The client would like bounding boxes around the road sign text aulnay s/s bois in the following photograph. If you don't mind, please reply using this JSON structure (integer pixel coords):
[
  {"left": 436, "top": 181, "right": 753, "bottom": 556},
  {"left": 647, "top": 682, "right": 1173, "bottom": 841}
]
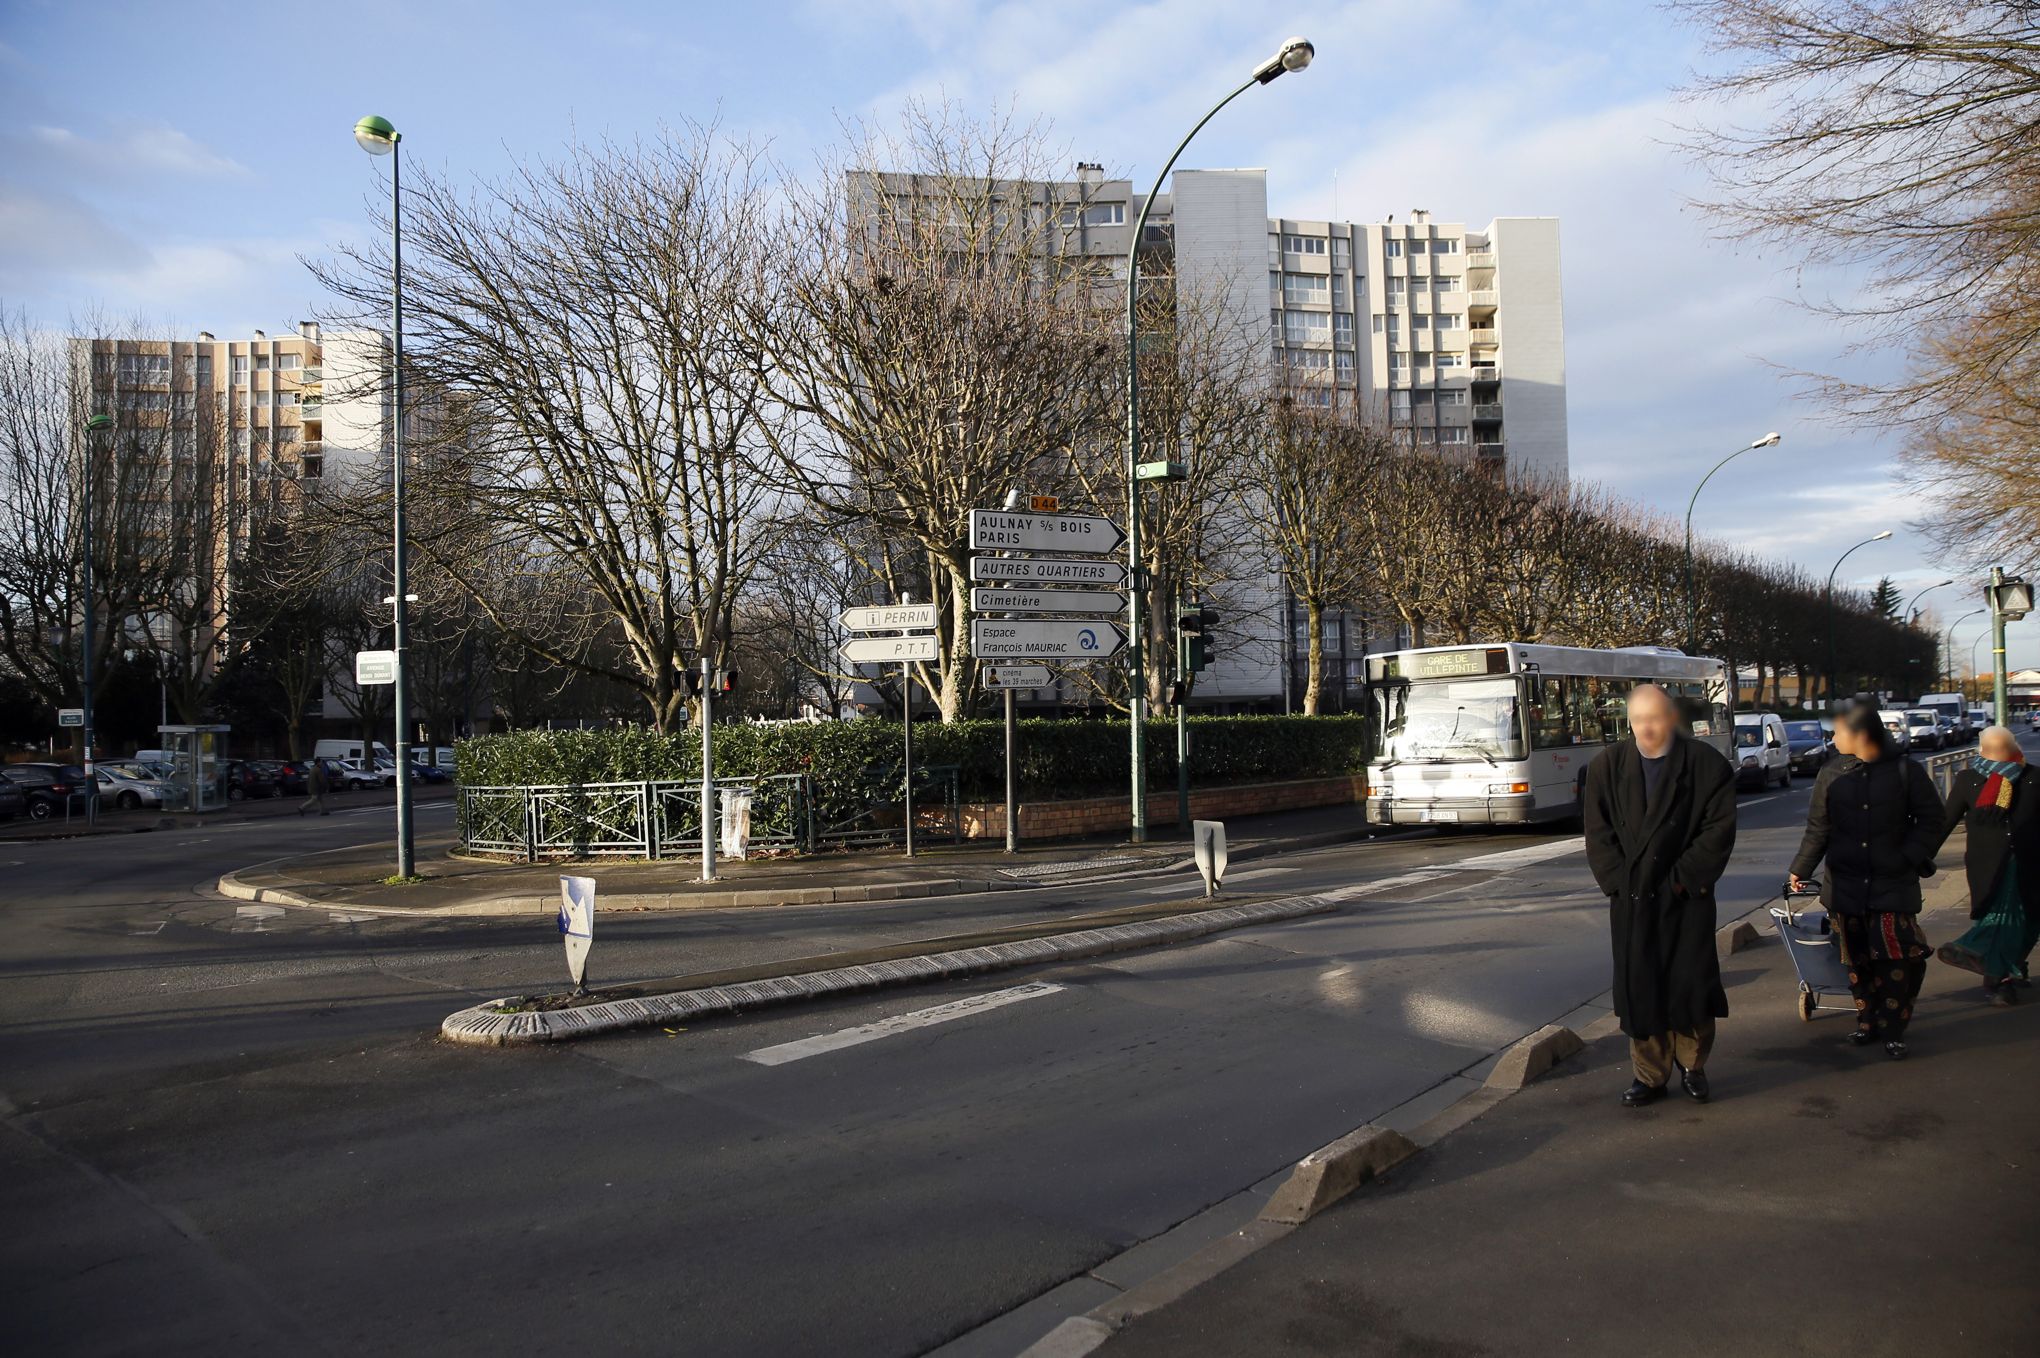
[{"left": 967, "top": 510, "right": 1126, "bottom": 555}]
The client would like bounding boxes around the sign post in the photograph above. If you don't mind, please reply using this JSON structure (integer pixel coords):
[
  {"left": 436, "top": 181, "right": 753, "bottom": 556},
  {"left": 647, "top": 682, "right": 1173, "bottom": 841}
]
[
  {"left": 558, "top": 874, "right": 595, "bottom": 992},
  {"left": 902, "top": 658, "right": 915, "bottom": 858},
  {"left": 700, "top": 656, "right": 716, "bottom": 884}
]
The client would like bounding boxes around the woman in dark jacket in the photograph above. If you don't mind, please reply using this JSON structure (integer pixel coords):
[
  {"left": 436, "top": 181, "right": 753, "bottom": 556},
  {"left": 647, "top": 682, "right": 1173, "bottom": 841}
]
[
  {"left": 1935, "top": 726, "right": 2040, "bottom": 1005},
  {"left": 1787, "top": 702, "right": 1943, "bottom": 1057}
]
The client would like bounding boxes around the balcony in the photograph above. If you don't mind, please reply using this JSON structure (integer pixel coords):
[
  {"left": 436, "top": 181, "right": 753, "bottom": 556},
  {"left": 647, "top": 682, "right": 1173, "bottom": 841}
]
[
  {"left": 1467, "top": 289, "right": 1498, "bottom": 308},
  {"left": 1470, "top": 365, "right": 1501, "bottom": 384},
  {"left": 300, "top": 400, "right": 323, "bottom": 418},
  {"left": 1466, "top": 251, "right": 1494, "bottom": 268},
  {"left": 1472, "top": 403, "right": 1503, "bottom": 421},
  {"left": 298, "top": 366, "right": 321, "bottom": 382},
  {"left": 1475, "top": 441, "right": 1506, "bottom": 461}
]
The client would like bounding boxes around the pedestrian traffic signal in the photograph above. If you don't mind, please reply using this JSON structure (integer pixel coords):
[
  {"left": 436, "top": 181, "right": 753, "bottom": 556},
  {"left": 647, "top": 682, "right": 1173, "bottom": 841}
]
[
  {"left": 714, "top": 667, "right": 740, "bottom": 694},
  {"left": 1176, "top": 600, "right": 1220, "bottom": 676}
]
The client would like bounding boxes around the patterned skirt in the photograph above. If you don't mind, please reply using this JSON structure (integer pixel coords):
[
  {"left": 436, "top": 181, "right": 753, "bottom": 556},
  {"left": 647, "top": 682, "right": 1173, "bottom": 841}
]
[{"left": 1834, "top": 911, "right": 1933, "bottom": 1036}]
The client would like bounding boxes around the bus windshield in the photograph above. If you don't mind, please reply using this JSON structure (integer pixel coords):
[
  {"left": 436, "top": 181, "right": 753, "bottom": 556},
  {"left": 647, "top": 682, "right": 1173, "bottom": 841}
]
[{"left": 1376, "top": 677, "right": 1526, "bottom": 762}]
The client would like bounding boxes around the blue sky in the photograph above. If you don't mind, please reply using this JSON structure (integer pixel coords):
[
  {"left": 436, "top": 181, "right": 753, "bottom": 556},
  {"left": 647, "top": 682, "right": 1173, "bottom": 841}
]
[{"left": 1, "top": 0, "right": 2029, "bottom": 670}]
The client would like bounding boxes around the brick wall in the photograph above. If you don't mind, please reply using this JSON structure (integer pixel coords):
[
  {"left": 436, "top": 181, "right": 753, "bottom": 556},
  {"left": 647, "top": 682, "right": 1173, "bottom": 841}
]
[{"left": 956, "top": 775, "right": 1364, "bottom": 841}]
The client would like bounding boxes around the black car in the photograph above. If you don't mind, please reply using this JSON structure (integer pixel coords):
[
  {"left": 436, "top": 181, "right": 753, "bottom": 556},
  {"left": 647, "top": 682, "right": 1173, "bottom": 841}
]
[
  {"left": 1781, "top": 720, "right": 1832, "bottom": 778},
  {"left": 219, "top": 759, "right": 279, "bottom": 801},
  {"left": 2, "top": 763, "right": 91, "bottom": 821},
  {"left": 0, "top": 774, "right": 25, "bottom": 820},
  {"left": 258, "top": 760, "right": 309, "bottom": 796},
  {"left": 409, "top": 760, "right": 451, "bottom": 784}
]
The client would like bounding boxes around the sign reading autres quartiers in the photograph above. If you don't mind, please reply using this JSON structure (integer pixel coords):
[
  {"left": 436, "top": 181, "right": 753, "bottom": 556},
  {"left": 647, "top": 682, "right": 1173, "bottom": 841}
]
[
  {"left": 970, "top": 556, "right": 1130, "bottom": 587},
  {"left": 967, "top": 509, "right": 1125, "bottom": 555}
]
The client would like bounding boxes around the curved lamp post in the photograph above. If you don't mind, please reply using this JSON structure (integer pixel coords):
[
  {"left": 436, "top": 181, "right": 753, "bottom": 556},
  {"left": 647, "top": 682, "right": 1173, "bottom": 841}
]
[
  {"left": 1683, "top": 432, "right": 1780, "bottom": 652},
  {"left": 1124, "top": 35, "right": 1313, "bottom": 842},
  {"left": 1824, "top": 530, "right": 1892, "bottom": 706},
  {"left": 354, "top": 113, "right": 416, "bottom": 877},
  {"left": 80, "top": 412, "right": 113, "bottom": 825},
  {"left": 1944, "top": 608, "right": 1985, "bottom": 692},
  {"left": 1904, "top": 578, "right": 1954, "bottom": 623}
]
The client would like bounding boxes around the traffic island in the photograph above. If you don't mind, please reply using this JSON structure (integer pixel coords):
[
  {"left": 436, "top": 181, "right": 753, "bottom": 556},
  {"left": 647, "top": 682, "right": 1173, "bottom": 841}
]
[{"left": 440, "top": 893, "right": 1337, "bottom": 1045}]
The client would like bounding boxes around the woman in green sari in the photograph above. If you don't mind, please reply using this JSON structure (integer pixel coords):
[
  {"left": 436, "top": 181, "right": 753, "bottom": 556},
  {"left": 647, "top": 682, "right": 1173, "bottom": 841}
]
[{"left": 1937, "top": 727, "right": 2040, "bottom": 1005}]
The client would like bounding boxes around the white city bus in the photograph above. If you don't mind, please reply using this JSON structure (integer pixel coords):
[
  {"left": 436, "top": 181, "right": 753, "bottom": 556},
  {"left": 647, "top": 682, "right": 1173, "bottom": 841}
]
[{"left": 1364, "top": 643, "right": 1732, "bottom": 828}]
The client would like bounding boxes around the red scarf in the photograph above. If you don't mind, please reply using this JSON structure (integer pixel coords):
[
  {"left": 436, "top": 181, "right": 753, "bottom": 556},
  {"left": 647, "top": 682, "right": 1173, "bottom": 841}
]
[{"left": 1976, "top": 751, "right": 2026, "bottom": 811}]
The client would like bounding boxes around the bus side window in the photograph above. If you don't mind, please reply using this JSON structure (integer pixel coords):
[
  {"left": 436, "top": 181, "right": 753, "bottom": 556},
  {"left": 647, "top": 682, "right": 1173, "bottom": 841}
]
[
  {"left": 1530, "top": 675, "right": 1572, "bottom": 747},
  {"left": 1671, "top": 681, "right": 1710, "bottom": 733},
  {"left": 1599, "top": 677, "right": 1632, "bottom": 741},
  {"left": 1572, "top": 680, "right": 1604, "bottom": 744}
]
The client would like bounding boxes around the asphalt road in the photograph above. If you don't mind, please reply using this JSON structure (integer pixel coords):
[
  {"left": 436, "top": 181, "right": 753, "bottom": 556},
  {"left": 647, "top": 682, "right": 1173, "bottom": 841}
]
[{"left": 0, "top": 742, "right": 2003, "bottom": 1357}]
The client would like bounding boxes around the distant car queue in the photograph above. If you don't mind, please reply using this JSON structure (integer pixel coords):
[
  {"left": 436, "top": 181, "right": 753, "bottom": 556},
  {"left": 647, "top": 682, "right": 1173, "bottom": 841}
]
[{"left": 0, "top": 747, "right": 455, "bottom": 821}]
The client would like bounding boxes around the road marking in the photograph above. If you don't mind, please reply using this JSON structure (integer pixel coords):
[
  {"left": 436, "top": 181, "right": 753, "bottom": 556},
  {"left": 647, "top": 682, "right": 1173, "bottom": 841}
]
[
  {"left": 1446, "top": 838, "right": 1587, "bottom": 872},
  {"left": 1321, "top": 870, "right": 1455, "bottom": 901},
  {"left": 327, "top": 911, "right": 380, "bottom": 924},
  {"left": 1136, "top": 865, "right": 1299, "bottom": 894},
  {"left": 232, "top": 904, "right": 286, "bottom": 932},
  {"left": 739, "top": 982, "right": 1066, "bottom": 1067},
  {"left": 129, "top": 921, "right": 167, "bottom": 936},
  {"left": 1742, "top": 794, "right": 1785, "bottom": 808}
]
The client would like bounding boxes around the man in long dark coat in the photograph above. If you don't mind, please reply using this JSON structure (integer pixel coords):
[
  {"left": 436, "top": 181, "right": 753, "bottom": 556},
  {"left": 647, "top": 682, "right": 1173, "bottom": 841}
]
[{"left": 1583, "top": 683, "right": 1739, "bottom": 1106}]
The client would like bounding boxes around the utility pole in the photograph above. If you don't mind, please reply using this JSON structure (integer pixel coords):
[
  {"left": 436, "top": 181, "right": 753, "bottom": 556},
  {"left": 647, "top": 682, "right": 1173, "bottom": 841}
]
[{"left": 1988, "top": 567, "right": 2034, "bottom": 726}]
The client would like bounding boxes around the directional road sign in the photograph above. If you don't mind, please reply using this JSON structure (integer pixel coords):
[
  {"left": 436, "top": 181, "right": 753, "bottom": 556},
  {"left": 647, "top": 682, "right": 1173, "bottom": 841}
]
[
  {"left": 972, "top": 619, "right": 1128, "bottom": 661},
  {"left": 971, "top": 587, "right": 1125, "bottom": 615},
  {"left": 968, "top": 509, "right": 1125, "bottom": 555},
  {"left": 970, "top": 556, "right": 1130, "bottom": 587},
  {"left": 842, "top": 635, "right": 940, "bottom": 664},
  {"left": 983, "top": 664, "right": 1053, "bottom": 690},
  {"left": 841, "top": 603, "right": 938, "bottom": 632}
]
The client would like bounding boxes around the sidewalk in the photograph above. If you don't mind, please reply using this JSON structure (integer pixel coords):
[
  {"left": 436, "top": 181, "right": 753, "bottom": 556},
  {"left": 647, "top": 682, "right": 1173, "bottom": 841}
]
[
  {"left": 0, "top": 781, "right": 455, "bottom": 843},
  {"left": 1089, "top": 856, "right": 2040, "bottom": 1357},
  {"left": 219, "top": 801, "right": 1375, "bottom": 916}
]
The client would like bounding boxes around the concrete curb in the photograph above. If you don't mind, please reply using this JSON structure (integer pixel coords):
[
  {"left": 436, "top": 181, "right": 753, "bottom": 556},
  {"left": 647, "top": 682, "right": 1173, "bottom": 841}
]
[
  {"left": 1259, "top": 1125, "right": 1421, "bottom": 1225},
  {"left": 1717, "top": 918, "right": 1763, "bottom": 958},
  {"left": 439, "top": 894, "right": 1338, "bottom": 1046},
  {"left": 1483, "top": 1023, "right": 1586, "bottom": 1091}
]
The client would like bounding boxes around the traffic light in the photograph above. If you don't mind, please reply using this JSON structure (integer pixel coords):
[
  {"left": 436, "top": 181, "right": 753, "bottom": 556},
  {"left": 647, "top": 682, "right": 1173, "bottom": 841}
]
[
  {"left": 1176, "top": 599, "right": 1220, "bottom": 678},
  {"left": 714, "top": 667, "right": 740, "bottom": 695}
]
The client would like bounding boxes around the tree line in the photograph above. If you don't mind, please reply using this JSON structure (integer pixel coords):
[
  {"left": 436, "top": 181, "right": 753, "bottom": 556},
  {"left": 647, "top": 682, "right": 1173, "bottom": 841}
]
[{"left": 0, "top": 104, "right": 1945, "bottom": 749}]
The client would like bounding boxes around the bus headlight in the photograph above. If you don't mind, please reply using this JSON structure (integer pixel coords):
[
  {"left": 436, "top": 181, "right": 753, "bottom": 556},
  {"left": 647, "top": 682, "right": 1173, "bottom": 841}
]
[{"left": 1488, "top": 782, "right": 1529, "bottom": 795}]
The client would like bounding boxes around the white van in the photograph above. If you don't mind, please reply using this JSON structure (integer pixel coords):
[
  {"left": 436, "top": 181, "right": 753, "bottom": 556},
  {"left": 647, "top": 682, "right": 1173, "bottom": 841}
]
[
  {"left": 314, "top": 739, "right": 392, "bottom": 764},
  {"left": 1731, "top": 712, "right": 1792, "bottom": 790}
]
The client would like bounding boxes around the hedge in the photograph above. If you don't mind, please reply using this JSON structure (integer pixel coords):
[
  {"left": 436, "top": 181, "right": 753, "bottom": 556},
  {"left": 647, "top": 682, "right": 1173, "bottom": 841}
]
[{"left": 456, "top": 715, "right": 1371, "bottom": 823}]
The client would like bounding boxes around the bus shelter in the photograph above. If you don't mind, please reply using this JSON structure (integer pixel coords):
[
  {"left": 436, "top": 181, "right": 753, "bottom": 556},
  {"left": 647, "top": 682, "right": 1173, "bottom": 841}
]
[{"left": 155, "top": 725, "right": 231, "bottom": 812}]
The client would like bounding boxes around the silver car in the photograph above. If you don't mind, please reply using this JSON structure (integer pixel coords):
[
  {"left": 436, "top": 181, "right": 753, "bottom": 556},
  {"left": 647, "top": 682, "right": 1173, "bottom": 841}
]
[{"left": 96, "top": 763, "right": 167, "bottom": 810}]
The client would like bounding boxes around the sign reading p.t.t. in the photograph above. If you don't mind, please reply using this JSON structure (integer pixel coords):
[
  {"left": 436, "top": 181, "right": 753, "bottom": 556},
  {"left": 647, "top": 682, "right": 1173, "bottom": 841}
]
[{"left": 558, "top": 875, "right": 595, "bottom": 991}]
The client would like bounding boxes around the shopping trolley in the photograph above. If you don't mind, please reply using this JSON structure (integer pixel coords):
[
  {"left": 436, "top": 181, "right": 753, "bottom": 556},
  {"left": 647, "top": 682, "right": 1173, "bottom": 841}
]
[{"left": 1769, "top": 878, "right": 1857, "bottom": 1022}]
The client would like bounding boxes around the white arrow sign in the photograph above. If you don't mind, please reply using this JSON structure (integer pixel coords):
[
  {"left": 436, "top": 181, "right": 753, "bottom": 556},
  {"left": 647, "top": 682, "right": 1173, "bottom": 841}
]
[
  {"left": 972, "top": 619, "right": 1128, "bottom": 660},
  {"left": 841, "top": 603, "right": 938, "bottom": 632},
  {"left": 971, "top": 557, "right": 1131, "bottom": 587},
  {"left": 983, "top": 664, "right": 1053, "bottom": 690},
  {"left": 559, "top": 875, "right": 595, "bottom": 990},
  {"left": 972, "top": 587, "right": 1125, "bottom": 616},
  {"left": 843, "top": 635, "right": 940, "bottom": 664},
  {"left": 968, "top": 509, "right": 1125, "bottom": 554}
]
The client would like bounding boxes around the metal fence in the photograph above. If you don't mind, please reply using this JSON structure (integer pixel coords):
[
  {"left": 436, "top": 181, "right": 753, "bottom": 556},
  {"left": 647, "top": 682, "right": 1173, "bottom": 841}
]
[
  {"left": 456, "top": 767, "right": 961, "bottom": 861},
  {"left": 1920, "top": 748, "right": 1972, "bottom": 800}
]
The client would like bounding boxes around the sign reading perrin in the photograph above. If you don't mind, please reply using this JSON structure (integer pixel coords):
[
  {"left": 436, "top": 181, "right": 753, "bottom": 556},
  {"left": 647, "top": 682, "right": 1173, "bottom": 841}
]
[
  {"left": 967, "top": 509, "right": 1125, "bottom": 555},
  {"left": 840, "top": 603, "right": 938, "bottom": 632}
]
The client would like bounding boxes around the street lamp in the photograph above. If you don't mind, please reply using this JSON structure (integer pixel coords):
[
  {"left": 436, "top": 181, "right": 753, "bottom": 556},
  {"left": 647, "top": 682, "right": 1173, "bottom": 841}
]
[
  {"left": 354, "top": 113, "right": 416, "bottom": 878},
  {"left": 1123, "top": 35, "right": 1313, "bottom": 843},
  {"left": 1904, "top": 578, "right": 1955, "bottom": 622},
  {"left": 79, "top": 412, "right": 112, "bottom": 826},
  {"left": 1945, "top": 609, "right": 1984, "bottom": 692},
  {"left": 1683, "top": 432, "right": 1780, "bottom": 652},
  {"left": 1823, "top": 530, "right": 1892, "bottom": 706}
]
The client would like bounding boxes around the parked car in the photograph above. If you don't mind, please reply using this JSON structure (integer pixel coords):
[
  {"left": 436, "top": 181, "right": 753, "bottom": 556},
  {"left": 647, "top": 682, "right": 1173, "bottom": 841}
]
[
  {"left": 1934, "top": 714, "right": 1960, "bottom": 747},
  {"left": 217, "top": 759, "right": 279, "bottom": 801},
  {"left": 2029, "top": 709, "right": 2039, "bottom": 729},
  {"left": 408, "top": 759, "right": 451, "bottom": 784},
  {"left": 255, "top": 760, "right": 309, "bottom": 796},
  {"left": 0, "top": 775, "right": 26, "bottom": 820},
  {"left": 369, "top": 756, "right": 419, "bottom": 788},
  {"left": 1967, "top": 707, "right": 1990, "bottom": 736},
  {"left": 1903, "top": 709, "right": 1943, "bottom": 751},
  {"left": 1732, "top": 712, "right": 1792, "bottom": 790},
  {"left": 1780, "top": 720, "right": 1832, "bottom": 778},
  {"left": 1, "top": 763, "right": 91, "bottom": 820},
  {"left": 332, "top": 758, "right": 384, "bottom": 790},
  {"left": 96, "top": 764, "right": 166, "bottom": 810},
  {"left": 315, "top": 739, "right": 393, "bottom": 765}
]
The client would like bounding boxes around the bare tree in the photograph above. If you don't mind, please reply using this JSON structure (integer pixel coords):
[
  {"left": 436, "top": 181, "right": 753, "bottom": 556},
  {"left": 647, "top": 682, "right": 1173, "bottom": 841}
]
[{"left": 310, "top": 123, "right": 784, "bottom": 733}]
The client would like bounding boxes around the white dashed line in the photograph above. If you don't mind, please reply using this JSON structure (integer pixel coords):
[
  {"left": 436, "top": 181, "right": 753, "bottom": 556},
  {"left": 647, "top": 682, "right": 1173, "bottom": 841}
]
[{"left": 739, "top": 982, "right": 1066, "bottom": 1067}]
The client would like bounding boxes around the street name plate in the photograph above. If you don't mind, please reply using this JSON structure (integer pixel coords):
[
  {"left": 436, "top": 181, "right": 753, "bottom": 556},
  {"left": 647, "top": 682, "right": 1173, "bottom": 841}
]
[
  {"left": 841, "top": 603, "right": 938, "bottom": 632},
  {"left": 971, "top": 619, "right": 1128, "bottom": 661},
  {"left": 842, "top": 635, "right": 940, "bottom": 664},
  {"left": 57, "top": 707, "right": 84, "bottom": 728},
  {"left": 983, "top": 664, "right": 1053, "bottom": 690},
  {"left": 971, "top": 587, "right": 1125, "bottom": 615},
  {"left": 968, "top": 509, "right": 1125, "bottom": 554},
  {"left": 970, "top": 557, "right": 1131, "bottom": 587},
  {"left": 354, "top": 649, "right": 398, "bottom": 686}
]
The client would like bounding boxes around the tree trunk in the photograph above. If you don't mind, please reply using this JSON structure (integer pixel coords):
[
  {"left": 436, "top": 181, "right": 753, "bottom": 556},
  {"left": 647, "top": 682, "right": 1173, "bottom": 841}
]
[{"left": 1304, "top": 598, "right": 1325, "bottom": 716}]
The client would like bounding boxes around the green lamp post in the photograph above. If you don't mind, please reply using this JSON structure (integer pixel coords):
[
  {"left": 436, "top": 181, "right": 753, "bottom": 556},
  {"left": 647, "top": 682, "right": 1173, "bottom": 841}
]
[
  {"left": 354, "top": 114, "right": 416, "bottom": 877},
  {"left": 1824, "top": 530, "right": 1892, "bottom": 707},
  {"left": 1123, "top": 35, "right": 1314, "bottom": 842},
  {"left": 1682, "top": 432, "right": 1779, "bottom": 653}
]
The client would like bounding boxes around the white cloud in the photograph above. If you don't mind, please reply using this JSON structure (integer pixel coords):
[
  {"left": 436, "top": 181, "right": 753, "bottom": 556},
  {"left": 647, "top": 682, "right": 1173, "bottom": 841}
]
[{"left": 26, "top": 121, "right": 250, "bottom": 178}]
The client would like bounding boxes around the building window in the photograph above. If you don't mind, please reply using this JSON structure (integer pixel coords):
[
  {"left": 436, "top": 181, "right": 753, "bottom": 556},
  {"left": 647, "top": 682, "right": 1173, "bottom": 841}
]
[
  {"left": 1410, "top": 314, "right": 1429, "bottom": 330},
  {"left": 1436, "top": 352, "right": 1464, "bottom": 369},
  {"left": 1330, "top": 275, "right": 1347, "bottom": 307},
  {"left": 278, "top": 353, "right": 300, "bottom": 370},
  {"left": 1409, "top": 240, "right": 1428, "bottom": 254},
  {"left": 1282, "top": 274, "right": 1329, "bottom": 304},
  {"left": 1434, "top": 238, "right": 1460, "bottom": 254},
  {"left": 1385, "top": 277, "right": 1405, "bottom": 295},
  {"left": 1437, "top": 388, "right": 1467, "bottom": 406},
  {"left": 255, "top": 353, "right": 271, "bottom": 369},
  {"left": 277, "top": 391, "right": 299, "bottom": 406},
  {"left": 1334, "top": 350, "right": 1355, "bottom": 377},
  {"left": 1385, "top": 240, "right": 1403, "bottom": 258},
  {"left": 1370, "top": 314, "right": 1385, "bottom": 334},
  {"left": 1269, "top": 270, "right": 1283, "bottom": 299},
  {"left": 1333, "top": 313, "right": 1354, "bottom": 345},
  {"left": 1059, "top": 201, "right": 1125, "bottom": 227},
  {"left": 1285, "top": 234, "right": 1326, "bottom": 255},
  {"left": 1434, "top": 314, "right": 1461, "bottom": 330},
  {"left": 1332, "top": 235, "right": 1350, "bottom": 262},
  {"left": 1439, "top": 426, "right": 1470, "bottom": 444},
  {"left": 1434, "top": 275, "right": 1460, "bottom": 292},
  {"left": 1390, "top": 391, "right": 1412, "bottom": 414},
  {"left": 1284, "top": 311, "right": 1330, "bottom": 343},
  {"left": 232, "top": 356, "right": 249, "bottom": 381},
  {"left": 1389, "top": 352, "right": 1411, "bottom": 372},
  {"left": 255, "top": 389, "right": 271, "bottom": 406},
  {"left": 1286, "top": 348, "right": 1331, "bottom": 372}
]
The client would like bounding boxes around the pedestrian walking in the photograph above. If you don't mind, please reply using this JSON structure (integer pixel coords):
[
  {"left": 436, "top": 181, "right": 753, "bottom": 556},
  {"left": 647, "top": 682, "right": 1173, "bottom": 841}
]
[
  {"left": 1787, "top": 702, "right": 1942, "bottom": 1058},
  {"left": 1934, "top": 726, "right": 2039, "bottom": 1005},
  {"left": 1584, "top": 683, "right": 1738, "bottom": 1107},
  {"left": 299, "top": 758, "right": 330, "bottom": 817}
]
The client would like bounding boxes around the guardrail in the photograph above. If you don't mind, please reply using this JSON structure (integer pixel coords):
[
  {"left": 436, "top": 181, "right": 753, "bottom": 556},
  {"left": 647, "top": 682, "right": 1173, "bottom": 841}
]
[
  {"left": 456, "top": 766, "right": 962, "bottom": 861},
  {"left": 1920, "top": 748, "right": 1972, "bottom": 800}
]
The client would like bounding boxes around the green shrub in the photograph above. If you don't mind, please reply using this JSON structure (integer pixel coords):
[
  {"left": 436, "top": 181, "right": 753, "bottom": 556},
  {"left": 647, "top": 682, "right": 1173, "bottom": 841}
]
[{"left": 456, "top": 715, "right": 1370, "bottom": 819}]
